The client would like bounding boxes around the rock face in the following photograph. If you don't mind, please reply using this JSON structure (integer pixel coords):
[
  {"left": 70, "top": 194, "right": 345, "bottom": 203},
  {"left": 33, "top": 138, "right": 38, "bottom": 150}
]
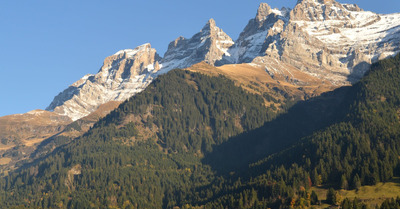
[
  {"left": 46, "top": 44, "right": 161, "bottom": 121},
  {"left": 219, "top": 0, "right": 400, "bottom": 84},
  {"left": 159, "top": 18, "right": 234, "bottom": 73},
  {"left": 47, "top": 0, "right": 400, "bottom": 120},
  {"left": 47, "top": 20, "right": 233, "bottom": 120},
  {"left": 217, "top": 3, "right": 290, "bottom": 65},
  {"left": 290, "top": 0, "right": 354, "bottom": 21}
]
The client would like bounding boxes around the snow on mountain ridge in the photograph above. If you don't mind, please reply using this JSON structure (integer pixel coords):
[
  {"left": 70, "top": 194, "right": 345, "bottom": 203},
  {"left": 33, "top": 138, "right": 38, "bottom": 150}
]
[
  {"left": 159, "top": 18, "right": 233, "bottom": 72},
  {"left": 46, "top": 43, "right": 161, "bottom": 120},
  {"left": 47, "top": 1, "right": 400, "bottom": 121},
  {"left": 288, "top": 7, "right": 400, "bottom": 80},
  {"left": 217, "top": 5, "right": 289, "bottom": 65},
  {"left": 47, "top": 20, "right": 234, "bottom": 120},
  {"left": 218, "top": 0, "right": 400, "bottom": 84}
]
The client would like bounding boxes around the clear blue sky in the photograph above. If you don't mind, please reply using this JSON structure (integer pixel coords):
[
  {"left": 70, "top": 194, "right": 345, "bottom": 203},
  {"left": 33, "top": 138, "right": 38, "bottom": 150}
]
[{"left": 0, "top": 0, "right": 399, "bottom": 116}]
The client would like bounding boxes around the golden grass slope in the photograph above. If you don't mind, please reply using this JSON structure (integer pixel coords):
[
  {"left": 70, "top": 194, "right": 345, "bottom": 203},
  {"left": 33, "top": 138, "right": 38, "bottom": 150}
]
[
  {"left": 312, "top": 178, "right": 400, "bottom": 208},
  {"left": 0, "top": 110, "right": 72, "bottom": 150},
  {"left": 185, "top": 62, "right": 339, "bottom": 110}
]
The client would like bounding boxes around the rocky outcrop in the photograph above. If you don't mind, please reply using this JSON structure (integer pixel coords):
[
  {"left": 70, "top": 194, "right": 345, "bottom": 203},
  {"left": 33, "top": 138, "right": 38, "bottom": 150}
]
[
  {"left": 65, "top": 164, "right": 82, "bottom": 191},
  {"left": 95, "top": 44, "right": 161, "bottom": 84},
  {"left": 217, "top": 4, "right": 290, "bottom": 65},
  {"left": 160, "top": 19, "right": 233, "bottom": 72},
  {"left": 290, "top": 0, "right": 353, "bottom": 21}
]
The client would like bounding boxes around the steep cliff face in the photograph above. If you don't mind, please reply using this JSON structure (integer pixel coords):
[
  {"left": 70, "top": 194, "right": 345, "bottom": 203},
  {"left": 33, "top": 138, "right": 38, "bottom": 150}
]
[
  {"left": 159, "top": 18, "right": 234, "bottom": 73},
  {"left": 217, "top": 3, "right": 290, "bottom": 65},
  {"left": 46, "top": 44, "right": 161, "bottom": 121},
  {"left": 290, "top": 0, "right": 355, "bottom": 21}
]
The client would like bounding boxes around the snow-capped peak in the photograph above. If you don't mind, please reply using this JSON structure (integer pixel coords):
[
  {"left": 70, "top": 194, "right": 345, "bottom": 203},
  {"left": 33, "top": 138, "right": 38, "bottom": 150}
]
[{"left": 202, "top": 18, "right": 217, "bottom": 31}]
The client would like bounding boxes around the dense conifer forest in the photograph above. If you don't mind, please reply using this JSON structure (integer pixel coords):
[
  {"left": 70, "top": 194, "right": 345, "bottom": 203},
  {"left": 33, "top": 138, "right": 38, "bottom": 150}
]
[
  {"left": 0, "top": 70, "right": 275, "bottom": 208},
  {"left": 0, "top": 54, "right": 400, "bottom": 208},
  {"left": 189, "top": 53, "right": 400, "bottom": 208}
]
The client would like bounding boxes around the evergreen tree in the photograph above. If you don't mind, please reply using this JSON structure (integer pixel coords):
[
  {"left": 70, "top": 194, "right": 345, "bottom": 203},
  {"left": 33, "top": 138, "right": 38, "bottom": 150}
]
[
  {"left": 340, "top": 174, "right": 349, "bottom": 190},
  {"left": 310, "top": 190, "right": 319, "bottom": 205},
  {"left": 353, "top": 174, "right": 362, "bottom": 191},
  {"left": 326, "top": 188, "right": 336, "bottom": 205}
]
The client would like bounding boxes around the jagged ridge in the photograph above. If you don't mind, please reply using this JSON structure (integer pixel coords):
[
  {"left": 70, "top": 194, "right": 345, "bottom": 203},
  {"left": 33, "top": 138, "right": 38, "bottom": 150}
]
[
  {"left": 47, "top": 0, "right": 400, "bottom": 121},
  {"left": 47, "top": 19, "right": 233, "bottom": 121}
]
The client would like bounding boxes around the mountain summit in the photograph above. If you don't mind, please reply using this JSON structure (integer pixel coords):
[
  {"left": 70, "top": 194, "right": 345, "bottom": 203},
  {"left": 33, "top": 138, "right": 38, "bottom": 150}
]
[
  {"left": 291, "top": 0, "right": 355, "bottom": 21},
  {"left": 217, "top": 3, "right": 290, "bottom": 64},
  {"left": 159, "top": 18, "right": 233, "bottom": 72},
  {"left": 46, "top": 44, "right": 161, "bottom": 121}
]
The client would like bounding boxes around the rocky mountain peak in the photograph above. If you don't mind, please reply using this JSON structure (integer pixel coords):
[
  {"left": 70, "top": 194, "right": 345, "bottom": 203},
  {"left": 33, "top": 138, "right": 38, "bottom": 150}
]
[
  {"left": 291, "top": 0, "right": 352, "bottom": 21},
  {"left": 256, "top": 3, "right": 272, "bottom": 22},
  {"left": 167, "top": 36, "right": 186, "bottom": 50},
  {"left": 160, "top": 19, "right": 233, "bottom": 70},
  {"left": 342, "top": 4, "right": 363, "bottom": 12},
  {"left": 296, "top": 0, "right": 334, "bottom": 5},
  {"left": 202, "top": 18, "right": 217, "bottom": 31},
  {"left": 216, "top": 3, "right": 289, "bottom": 65},
  {"left": 96, "top": 43, "right": 161, "bottom": 83},
  {"left": 47, "top": 43, "right": 161, "bottom": 121}
]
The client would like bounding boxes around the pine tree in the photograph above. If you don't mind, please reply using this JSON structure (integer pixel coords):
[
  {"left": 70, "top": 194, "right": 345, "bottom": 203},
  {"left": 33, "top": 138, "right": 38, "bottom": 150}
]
[
  {"left": 353, "top": 174, "right": 361, "bottom": 191},
  {"left": 310, "top": 190, "right": 319, "bottom": 205},
  {"left": 326, "top": 188, "right": 336, "bottom": 205},
  {"left": 340, "top": 174, "right": 349, "bottom": 190}
]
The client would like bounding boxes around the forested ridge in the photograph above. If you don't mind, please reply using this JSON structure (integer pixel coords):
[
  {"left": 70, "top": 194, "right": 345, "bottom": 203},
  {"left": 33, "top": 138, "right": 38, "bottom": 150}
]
[
  {"left": 0, "top": 54, "right": 400, "bottom": 208},
  {"left": 0, "top": 70, "right": 277, "bottom": 208}
]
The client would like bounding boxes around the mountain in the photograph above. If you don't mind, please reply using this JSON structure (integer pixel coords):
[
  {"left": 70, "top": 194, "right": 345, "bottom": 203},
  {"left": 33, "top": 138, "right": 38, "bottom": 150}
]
[
  {"left": 0, "top": 68, "right": 276, "bottom": 208},
  {"left": 46, "top": 44, "right": 161, "bottom": 121},
  {"left": 160, "top": 18, "right": 234, "bottom": 71},
  {"left": 219, "top": 0, "right": 400, "bottom": 85},
  {"left": 216, "top": 3, "right": 290, "bottom": 65},
  {"left": 1, "top": 52, "right": 399, "bottom": 208},
  {"left": 1, "top": 1, "right": 400, "bottom": 208},
  {"left": 46, "top": 0, "right": 400, "bottom": 121},
  {"left": 47, "top": 19, "right": 233, "bottom": 121}
]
